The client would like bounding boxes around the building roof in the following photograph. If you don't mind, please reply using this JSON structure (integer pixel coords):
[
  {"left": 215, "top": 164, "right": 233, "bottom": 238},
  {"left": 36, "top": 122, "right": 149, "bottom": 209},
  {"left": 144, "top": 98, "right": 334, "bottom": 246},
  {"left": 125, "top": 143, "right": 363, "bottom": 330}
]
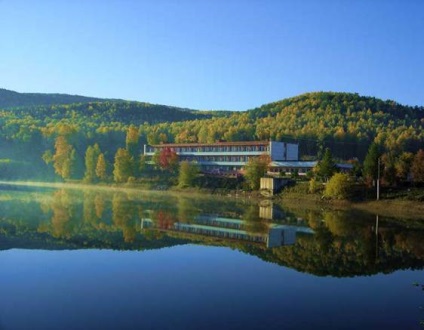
[
  {"left": 149, "top": 141, "right": 270, "bottom": 148},
  {"left": 270, "top": 161, "right": 318, "bottom": 168},
  {"left": 270, "top": 161, "right": 354, "bottom": 169}
]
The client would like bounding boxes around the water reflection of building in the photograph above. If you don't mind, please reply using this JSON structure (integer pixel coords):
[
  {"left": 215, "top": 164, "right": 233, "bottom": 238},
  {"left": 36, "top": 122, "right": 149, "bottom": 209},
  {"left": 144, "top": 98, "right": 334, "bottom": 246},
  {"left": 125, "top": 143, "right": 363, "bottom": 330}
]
[
  {"left": 141, "top": 215, "right": 313, "bottom": 248},
  {"left": 259, "top": 202, "right": 285, "bottom": 220}
]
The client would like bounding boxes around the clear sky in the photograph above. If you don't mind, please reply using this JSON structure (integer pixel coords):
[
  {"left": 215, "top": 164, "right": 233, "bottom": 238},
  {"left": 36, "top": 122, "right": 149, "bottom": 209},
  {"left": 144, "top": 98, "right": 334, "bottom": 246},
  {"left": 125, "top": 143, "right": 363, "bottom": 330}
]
[{"left": 0, "top": 0, "right": 423, "bottom": 111}]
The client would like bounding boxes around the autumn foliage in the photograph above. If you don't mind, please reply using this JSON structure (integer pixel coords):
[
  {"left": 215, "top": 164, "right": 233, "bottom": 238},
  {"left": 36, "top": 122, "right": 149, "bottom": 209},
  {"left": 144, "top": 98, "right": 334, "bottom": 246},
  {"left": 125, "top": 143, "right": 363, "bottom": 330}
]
[{"left": 154, "top": 147, "right": 179, "bottom": 172}]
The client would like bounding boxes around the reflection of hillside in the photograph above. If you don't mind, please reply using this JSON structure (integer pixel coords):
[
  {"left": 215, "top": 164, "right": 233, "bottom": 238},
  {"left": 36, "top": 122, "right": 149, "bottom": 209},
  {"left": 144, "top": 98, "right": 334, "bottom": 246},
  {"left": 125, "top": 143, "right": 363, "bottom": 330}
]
[
  {"left": 1, "top": 186, "right": 424, "bottom": 277},
  {"left": 245, "top": 214, "right": 424, "bottom": 277}
]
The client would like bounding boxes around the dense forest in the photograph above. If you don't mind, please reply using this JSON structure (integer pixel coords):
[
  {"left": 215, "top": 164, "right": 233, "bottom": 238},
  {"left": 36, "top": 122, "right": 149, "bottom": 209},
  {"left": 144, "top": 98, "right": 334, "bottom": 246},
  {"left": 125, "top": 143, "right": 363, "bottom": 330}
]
[
  {"left": 147, "top": 92, "right": 424, "bottom": 159},
  {"left": 0, "top": 89, "right": 423, "bottom": 182}
]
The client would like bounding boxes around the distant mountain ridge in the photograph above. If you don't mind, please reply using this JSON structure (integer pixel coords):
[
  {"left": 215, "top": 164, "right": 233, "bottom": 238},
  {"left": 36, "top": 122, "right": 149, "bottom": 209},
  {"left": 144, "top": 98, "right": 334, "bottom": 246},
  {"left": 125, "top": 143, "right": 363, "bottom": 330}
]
[
  {"left": 0, "top": 88, "right": 117, "bottom": 108},
  {"left": 0, "top": 88, "right": 230, "bottom": 125}
]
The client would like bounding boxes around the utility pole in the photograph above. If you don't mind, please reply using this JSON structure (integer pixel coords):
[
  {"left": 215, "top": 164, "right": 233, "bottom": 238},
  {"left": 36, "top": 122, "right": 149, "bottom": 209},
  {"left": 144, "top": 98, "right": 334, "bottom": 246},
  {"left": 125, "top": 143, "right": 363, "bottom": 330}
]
[{"left": 376, "top": 157, "right": 380, "bottom": 201}]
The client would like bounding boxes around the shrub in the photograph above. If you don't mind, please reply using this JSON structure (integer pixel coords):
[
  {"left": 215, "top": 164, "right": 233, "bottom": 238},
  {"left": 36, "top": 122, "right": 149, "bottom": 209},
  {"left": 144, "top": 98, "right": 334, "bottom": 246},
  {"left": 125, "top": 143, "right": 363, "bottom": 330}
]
[{"left": 324, "top": 173, "right": 351, "bottom": 199}]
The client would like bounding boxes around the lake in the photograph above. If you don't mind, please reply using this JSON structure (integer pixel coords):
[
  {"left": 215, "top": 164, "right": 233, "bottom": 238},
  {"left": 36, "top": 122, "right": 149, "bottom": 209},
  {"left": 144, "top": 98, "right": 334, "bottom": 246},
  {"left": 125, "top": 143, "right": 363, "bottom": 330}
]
[{"left": 0, "top": 183, "right": 424, "bottom": 329}]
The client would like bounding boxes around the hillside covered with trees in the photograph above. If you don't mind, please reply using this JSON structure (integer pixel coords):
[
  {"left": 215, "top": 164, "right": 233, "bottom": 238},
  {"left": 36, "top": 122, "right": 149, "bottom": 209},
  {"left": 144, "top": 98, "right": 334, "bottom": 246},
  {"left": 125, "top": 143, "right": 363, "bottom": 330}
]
[
  {"left": 148, "top": 92, "right": 424, "bottom": 160},
  {"left": 0, "top": 89, "right": 423, "bottom": 185},
  {"left": 0, "top": 88, "right": 111, "bottom": 108}
]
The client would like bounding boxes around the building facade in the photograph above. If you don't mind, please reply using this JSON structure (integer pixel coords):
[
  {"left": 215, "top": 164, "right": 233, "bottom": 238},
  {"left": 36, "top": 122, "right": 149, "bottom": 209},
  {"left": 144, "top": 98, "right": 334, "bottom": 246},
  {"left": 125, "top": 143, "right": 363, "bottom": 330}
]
[{"left": 144, "top": 140, "right": 299, "bottom": 172}]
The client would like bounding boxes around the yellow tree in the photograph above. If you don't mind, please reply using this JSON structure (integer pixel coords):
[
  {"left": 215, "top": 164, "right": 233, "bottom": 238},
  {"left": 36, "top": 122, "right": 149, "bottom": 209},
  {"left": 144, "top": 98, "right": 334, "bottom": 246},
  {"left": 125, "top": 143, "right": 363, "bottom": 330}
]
[
  {"left": 126, "top": 125, "right": 140, "bottom": 158},
  {"left": 96, "top": 153, "right": 108, "bottom": 181},
  {"left": 52, "top": 136, "right": 76, "bottom": 179}
]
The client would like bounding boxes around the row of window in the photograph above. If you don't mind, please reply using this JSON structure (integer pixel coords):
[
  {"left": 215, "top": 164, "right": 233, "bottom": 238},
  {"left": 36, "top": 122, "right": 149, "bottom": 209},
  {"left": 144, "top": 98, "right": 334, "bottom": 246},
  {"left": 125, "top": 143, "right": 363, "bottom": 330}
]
[
  {"left": 181, "top": 155, "right": 250, "bottom": 162},
  {"left": 147, "top": 145, "right": 268, "bottom": 153},
  {"left": 269, "top": 168, "right": 309, "bottom": 173},
  {"left": 174, "top": 226, "right": 266, "bottom": 241},
  {"left": 195, "top": 220, "right": 243, "bottom": 230}
]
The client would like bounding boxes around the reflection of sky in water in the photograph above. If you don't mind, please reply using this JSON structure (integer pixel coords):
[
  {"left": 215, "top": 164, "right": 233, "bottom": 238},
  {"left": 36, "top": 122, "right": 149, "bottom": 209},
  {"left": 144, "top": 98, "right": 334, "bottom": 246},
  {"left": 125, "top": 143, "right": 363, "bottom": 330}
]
[{"left": 0, "top": 247, "right": 423, "bottom": 330}]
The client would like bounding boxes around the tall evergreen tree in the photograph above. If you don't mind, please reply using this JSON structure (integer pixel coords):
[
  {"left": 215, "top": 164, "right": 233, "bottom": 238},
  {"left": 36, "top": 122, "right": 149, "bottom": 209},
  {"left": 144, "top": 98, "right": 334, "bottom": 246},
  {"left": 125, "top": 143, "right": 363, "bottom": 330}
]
[
  {"left": 363, "top": 143, "right": 381, "bottom": 185},
  {"left": 315, "top": 148, "right": 336, "bottom": 181}
]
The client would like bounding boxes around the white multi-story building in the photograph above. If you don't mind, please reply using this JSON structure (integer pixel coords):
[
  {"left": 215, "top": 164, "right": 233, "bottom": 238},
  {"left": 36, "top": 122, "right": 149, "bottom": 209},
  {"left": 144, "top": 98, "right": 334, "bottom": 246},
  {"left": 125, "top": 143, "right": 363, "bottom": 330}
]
[{"left": 144, "top": 140, "right": 299, "bottom": 172}]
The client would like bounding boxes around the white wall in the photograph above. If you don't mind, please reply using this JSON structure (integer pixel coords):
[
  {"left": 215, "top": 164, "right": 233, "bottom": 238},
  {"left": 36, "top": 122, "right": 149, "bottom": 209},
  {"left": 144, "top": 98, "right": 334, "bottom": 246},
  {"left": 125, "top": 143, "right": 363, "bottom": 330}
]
[
  {"left": 269, "top": 141, "right": 285, "bottom": 161},
  {"left": 286, "top": 143, "right": 299, "bottom": 161}
]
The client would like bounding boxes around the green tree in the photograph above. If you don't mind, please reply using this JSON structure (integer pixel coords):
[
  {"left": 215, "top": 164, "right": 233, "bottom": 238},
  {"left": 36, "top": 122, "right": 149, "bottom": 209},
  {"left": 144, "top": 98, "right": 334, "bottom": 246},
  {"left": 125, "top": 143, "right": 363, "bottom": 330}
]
[
  {"left": 323, "top": 173, "right": 351, "bottom": 199},
  {"left": 411, "top": 149, "right": 424, "bottom": 184},
  {"left": 244, "top": 155, "right": 270, "bottom": 190},
  {"left": 62, "top": 149, "right": 76, "bottom": 179},
  {"left": 315, "top": 148, "right": 336, "bottom": 181},
  {"left": 363, "top": 143, "right": 381, "bottom": 185},
  {"left": 84, "top": 144, "right": 101, "bottom": 182},
  {"left": 178, "top": 161, "right": 199, "bottom": 188},
  {"left": 139, "top": 154, "right": 148, "bottom": 176},
  {"left": 113, "top": 148, "right": 134, "bottom": 183}
]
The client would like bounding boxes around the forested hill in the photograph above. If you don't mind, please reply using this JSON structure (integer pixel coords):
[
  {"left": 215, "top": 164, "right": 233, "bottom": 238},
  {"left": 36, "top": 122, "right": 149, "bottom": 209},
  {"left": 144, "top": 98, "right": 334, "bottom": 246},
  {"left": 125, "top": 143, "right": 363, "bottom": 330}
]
[
  {"left": 246, "top": 92, "right": 424, "bottom": 139},
  {"left": 0, "top": 88, "right": 112, "bottom": 108},
  {"left": 147, "top": 91, "right": 424, "bottom": 159},
  {"left": 6, "top": 101, "right": 218, "bottom": 126},
  {"left": 249, "top": 92, "right": 424, "bottom": 118},
  {"left": 1, "top": 90, "right": 424, "bottom": 180},
  {"left": 0, "top": 88, "right": 228, "bottom": 126}
]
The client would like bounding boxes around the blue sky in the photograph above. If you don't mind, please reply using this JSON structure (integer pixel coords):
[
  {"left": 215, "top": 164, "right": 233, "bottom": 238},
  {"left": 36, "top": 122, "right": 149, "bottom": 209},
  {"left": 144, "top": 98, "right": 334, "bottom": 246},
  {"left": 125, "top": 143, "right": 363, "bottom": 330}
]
[{"left": 1, "top": 0, "right": 423, "bottom": 110}]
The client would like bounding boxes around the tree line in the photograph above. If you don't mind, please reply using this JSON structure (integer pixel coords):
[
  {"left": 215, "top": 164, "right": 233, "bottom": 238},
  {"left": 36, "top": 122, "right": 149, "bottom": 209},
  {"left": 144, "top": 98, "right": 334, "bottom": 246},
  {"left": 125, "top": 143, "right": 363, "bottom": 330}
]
[{"left": 1, "top": 91, "right": 424, "bottom": 187}]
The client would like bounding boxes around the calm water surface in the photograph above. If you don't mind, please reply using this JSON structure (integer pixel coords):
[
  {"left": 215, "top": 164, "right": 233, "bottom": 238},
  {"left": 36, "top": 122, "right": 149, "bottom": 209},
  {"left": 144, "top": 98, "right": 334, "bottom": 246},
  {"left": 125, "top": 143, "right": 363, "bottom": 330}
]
[{"left": 0, "top": 184, "right": 424, "bottom": 329}]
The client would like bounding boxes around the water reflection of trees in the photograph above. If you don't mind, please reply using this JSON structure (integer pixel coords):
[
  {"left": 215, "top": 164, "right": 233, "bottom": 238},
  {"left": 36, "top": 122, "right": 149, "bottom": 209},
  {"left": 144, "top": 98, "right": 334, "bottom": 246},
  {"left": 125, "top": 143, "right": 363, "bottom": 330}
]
[
  {"left": 38, "top": 189, "right": 81, "bottom": 238},
  {"left": 261, "top": 210, "right": 424, "bottom": 277},
  {"left": 112, "top": 193, "right": 138, "bottom": 242},
  {"left": 2, "top": 188, "right": 424, "bottom": 277},
  {"left": 243, "top": 204, "right": 269, "bottom": 234}
]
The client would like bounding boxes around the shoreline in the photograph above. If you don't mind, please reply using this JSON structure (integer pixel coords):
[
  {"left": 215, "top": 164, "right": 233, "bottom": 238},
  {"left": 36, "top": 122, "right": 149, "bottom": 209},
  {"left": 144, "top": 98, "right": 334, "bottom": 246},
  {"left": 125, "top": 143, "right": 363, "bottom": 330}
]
[
  {"left": 1, "top": 180, "right": 424, "bottom": 220},
  {"left": 278, "top": 192, "right": 424, "bottom": 220}
]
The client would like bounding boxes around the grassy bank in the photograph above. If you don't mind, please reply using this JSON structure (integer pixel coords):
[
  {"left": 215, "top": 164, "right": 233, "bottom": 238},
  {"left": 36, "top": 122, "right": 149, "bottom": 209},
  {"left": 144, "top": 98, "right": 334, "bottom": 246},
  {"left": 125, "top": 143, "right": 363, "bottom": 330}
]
[{"left": 277, "top": 182, "right": 424, "bottom": 220}]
